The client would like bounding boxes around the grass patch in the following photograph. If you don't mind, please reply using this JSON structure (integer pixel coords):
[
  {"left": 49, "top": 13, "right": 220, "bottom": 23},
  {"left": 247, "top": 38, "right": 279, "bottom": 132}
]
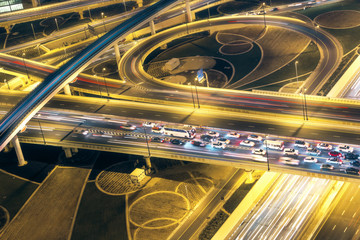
[
  {"left": 71, "top": 182, "right": 128, "bottom": 240},
  {"left": 223, "top": 181, "right": 257, "bottom": 214},
  {"left": 199, "top": 210, "right": 229, "bottom": 240}
]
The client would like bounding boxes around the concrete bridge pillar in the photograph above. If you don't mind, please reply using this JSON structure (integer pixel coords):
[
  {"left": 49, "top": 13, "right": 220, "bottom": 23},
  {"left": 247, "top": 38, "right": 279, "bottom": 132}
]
[
  {"left": 150, "top": 20, "right": 156, "bottom": 35},
  {"left": 245, "top": 169, "right": 254, "bottom": 184},
  {"left": 64, "top": 84, "right": 71, "bottom": 95},
  {"left": 72, "top": 148, "right": 78, "bottom": 154},
  {"left": 144, "top": 156, "right": 152, "bottom": 169},
  {"left": 63, "top": 148, "right": 72, "bottom": 158},
  {"left": 4, "top": 26, "right": 11, "bottom": 34},
  {"left": 11, "top": 135, "right": 27, "bottom": 166},
  {"left": 2, "top": 142, "right": 13, "bottom": 153},
  {"left": 79, "top": 11, "right": 84, "bottom": 20},
  {"left": 31, "top": 0, "right": 38, "bottom": 7},
  {"left": 136, "top": 0, "right": 143, "bottom": 7},
  {"left": 114, "top": 43, "right": 121, "bottom": 78},
  {"left": 185, "top": 0, "right": 192, "bottom": 22}
]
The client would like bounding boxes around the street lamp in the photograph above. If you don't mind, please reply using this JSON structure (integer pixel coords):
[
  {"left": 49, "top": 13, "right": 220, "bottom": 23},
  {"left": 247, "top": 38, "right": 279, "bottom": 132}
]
[
  {"left": 314, "top": 24, "right": 320, "bottom": 47},
  {"left": 94, "top": 74, "right": 102, "bottom": 98},
  {"left": 123, "top": 0, "right": 127, "bottom": 12},
  {"left": 265, "top": 135, "right": 270, "bottom": 171},
  {"left": 101, "top": 12, "right": 107, "bottom": 32},
  {"left": 54, "top": 18, "right": 59, "bottom": 31},
  {"left": 22, "top": 52, "right": 30, "bottom": 82},
  {"left": 194, "top": 77, "right": 200, "bottom": 109},
  {"left": 303, "top": 88, "right": 309, "bottom": 121},
  {"left": 37, "top": 114, "right": 46, "bottom": 145},
  {"left": 188, "top": 83, "right": 196, "bottom": 108},
  {"left": 4, "top": 79, "right": 10, "bottom": 90},
  {"left": 102, "top": 68, "right": 110, "bottom": 99},
  {"left": 295, "top": 60, "right": 299, "bottom": 83},
  {"left": 143, "top": 127, "right": 151, "bottom": 158},
  {"left": 262, "top": 2, "right": 267, "bottom": 28}
]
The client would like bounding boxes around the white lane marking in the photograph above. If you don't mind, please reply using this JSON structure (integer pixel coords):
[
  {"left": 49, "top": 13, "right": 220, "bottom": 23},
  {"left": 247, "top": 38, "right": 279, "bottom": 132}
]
[
  {"left": 138, "top": 112, "right": 143, "bottom": 115},
  {"left": 351, "top": 196, "right": 354, "bottom": 201},
  {"left": 155, "top": 114, "right": 161, "bottom": 117},
  {"left": 268, "top": 127, "right": 275, "bottom": 130},
  {"left": 344, "top": 227, "right": 348, "bottom": 232},
  {"left": 342, "top": 210, "right": 345, "bottom": 215},
  {"left": 353, "top": 212, "right": 356, "bottom": 218},
  {"left": 332, "top": 225, "right": 336, "bottom": 231}
]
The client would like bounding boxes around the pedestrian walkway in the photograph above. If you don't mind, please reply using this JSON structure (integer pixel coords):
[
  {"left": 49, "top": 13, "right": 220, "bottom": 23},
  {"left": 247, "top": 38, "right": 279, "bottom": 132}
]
[{"left": 0, "top": 165, "right": 91, "bottom": 240}]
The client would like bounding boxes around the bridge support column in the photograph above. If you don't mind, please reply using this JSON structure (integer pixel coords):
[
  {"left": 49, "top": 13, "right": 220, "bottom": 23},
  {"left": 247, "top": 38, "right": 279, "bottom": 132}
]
[
  {"left": 63, "top": 148, "right": 72, "bottom": 158},
  {"left": 114, "top": 43, "right": 122, "bottom": 78},
  {"left": 4, "top": 26, "right": 11, "bottom": 34},
  {"left": 11, "top": 136, "right": 27, "bottom": 166},
  {"left": 78, "top": 11, "right": 84, "bottom": 20},
  {"left": 144, "top": 156, "right": 151, "bottom": 169},
  {"left": 72, "top": 148, "right": 78, "bottom": 154},
  {"left": 3, "top": 142, "right": 13, "bottom": 153},
  {"left": 31, "top": 0, "right": 38, "bottom": 7},
  {"left": 245, "top": 169, "right": 254, "bottom": 184},
  {"left": 150, "top": 20, "right": 156, "bottom": 35},
  {"left": 185, "top": 0, "right": 192, "bottom": 22},
  {"left": 64, "top": 84, "right": 71, "bottom": 95},
  {"left": 136, "top": 0, "right": 143, "bottom": 7}
]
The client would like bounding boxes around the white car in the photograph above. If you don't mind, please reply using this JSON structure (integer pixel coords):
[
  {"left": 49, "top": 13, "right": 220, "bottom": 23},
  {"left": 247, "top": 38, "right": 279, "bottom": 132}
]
[
  {"left": 212, "top": 141, "right": 226, "bottom": 149},
  {"left": 240, "top": 140, "right": 255, "bottom": 147},
  {"left": 207, "top": 131, "right": 220, "bottom": 138},
  {"left": 304, "top": 156, "right": 317, "bottom": 163},
  {"left": 216, "top": 138, "right": 231, "bottom": 145},
  {"left": 252, "top": 148, "right": 266, "bottom": 155},
  {"left": 143, "top": 122, "right": 157, "bottom": 127},
  {"left": 326, "top": 157, "right": 342, "bottom": 165},
  {"left": 317, "top": 143, "right": 333, "bottom": 150},
  {"left": 280, "top": 157, "right": 300, "bottom": 165},
  {"left": 120, "top": 124, "right": 136, "bottom": 130},
  {"left": 227, "top": 132, "right": 241, "bottom": 138},
  {"left": 294, "top": 140, "right": 310, "bottom": 148},
  {"left": 284, "top": 148, "right": 299, "bottom": 156},
  {"left": 338, "top": 145, "right": 353, "bottom": 153},
  {"left": 247, "top": 134, "right": 263, "bottom": 141},
  {"left": 151, "top": 126, "right": 163, "bottom": 133}
]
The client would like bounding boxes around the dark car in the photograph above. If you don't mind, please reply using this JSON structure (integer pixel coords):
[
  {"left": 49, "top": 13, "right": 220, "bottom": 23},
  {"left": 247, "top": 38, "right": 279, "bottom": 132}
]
[
  {"left": 306, "top": 147, "right": 321, "bottom": 156},
  {"left": 200, "top": 134, "right": 214, "bottom": 142},
  {"left": 329, "top": 151, "right": 342, "bottom": 158},
  {"left": 345, "top": 167, "right": 360, "bottom": 175},
  {"left": 170, "top": 139, "right": 185, "bottom": 145},
  {"left": 345, "top": 153, "right": 359, "bottom": 160},
  {"left": 351, "top": 161, "right": 360, "bottom": 167},
  {"left": 320, "top": 164, "right": 334, "bottom": 170},
  {"left": 151, "top": 137, "right": 164, "bottom": 143},
  {"left": 191, "top": 140, "right": 206, "bottom": 147}
]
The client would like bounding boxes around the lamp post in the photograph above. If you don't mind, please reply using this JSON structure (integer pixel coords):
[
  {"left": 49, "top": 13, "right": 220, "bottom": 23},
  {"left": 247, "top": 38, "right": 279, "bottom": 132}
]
[
  {"left": 101, "top": 12, "right": 107, "bottom": 32},
  {"left": 295, "top": 60, "right": 299, "bottom": 83},
  {"left": 143, "top": 127, "right": 151, "bottom": 158},
  {"left": 94, "top": 74, "right": 102, "bottom": 98},
  {"left": 102, "top": 68, "right": 110, "bottom": 99},
  {"left": 22, "top": 52, "right": 30, "bottom": 82},
  {"left": 123, "top": 0, "right": 127, "bottom": 12},
  {"left": 4, "top": 79, "right": 10, "bottom": 90},
  {"left": 314, "top": 24, "right": 319, "bottom": 47},
  {"left": 194, "top": 78, "right": 200, "bottom": 109},
  {"left": 54, "top": 18, "right": 59, "bottom": 31},
  {"left": 265, "top": 135, "right": 270, "bottom": 171},
  {"left": 188, "top": 83, "right": 196, "bottom": 108},
  {"left": 303, "top": 88, "right": 309, "bottom": 121},
  {"left": 262, "top": 2, "right": 266, "bottom": 28},
  {"left": 37, "top": 114, "right": 46, "bottom": 145}
]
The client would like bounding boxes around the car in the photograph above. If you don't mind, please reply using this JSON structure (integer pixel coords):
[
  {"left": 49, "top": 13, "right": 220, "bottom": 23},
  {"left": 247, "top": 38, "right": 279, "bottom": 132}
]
[
  {"left": 338, "top": 145, "right": 353, "bottom": 153},
  {"left": 306, "top": 147, "right": 321, "bottom": 156},
  {"left": 207, "top": 131, "right": 220, "bottom": 137},
  {"left": 191, "top": 140, "right": 206, "bottom": 147},
  {"left": 294, "top": 140, "right": 310, "bottom": 148},
  {"left": 151, "top": 126, "right": 162, "bottom": 133},
  {"left": 247, "top": 134, "right": 263, "bottom": 141},
  {"left": 151, "top": 137, "right": 164, "bottom": 143},
  {"left": 142, "top": 122, "right": 157, "bottom": 127},
  {"left": 270, "top": 7, "right": 279, "bottom": 11},
  {"left": 328, "top": 151, "right": 342, "bottom": 158},
  {"left": 345, "top": 167, "right": 360, "bottom": 175},
  {"left": 351, "top": 161, "right": 360, "bottom": 167},
  {"left": 320, "top": 164, "right": 334, "bottom": 170},
  {"left": 317, "top": 143, "right": 332, "bottom": 150},
  {"left": 258, "top": 10, "right": 266, "bottom": 15},
  {"left": 216, "top": 138, "right": 231, "bottom": 145},
  {"left": 247, "top": 11, "right": 256, "bottom": 15},
  {"left": 81, "top": 130, "right": 89, "bottom": 135},
  {"left": 200, "top": 134, "right": 214, "bottom": 142},
  {"left": 280, "top": 157, "right": 300, "bottom": 165},
  {"left": 240, "top": 140, "right": 256, "bottom": 147},
  {"left": 211, "top": 141, "right": 226, "bottom": 149},
  {"left": 252, "top": 148, "right": 266, "bottom": 155},
  {"left": 284, "top": 148, "right": 299, "bottom": 156},
  {"left": 326, "top": 157, "right": 342, "bottom": 165},
  {"left": 304, "top": 156, "right": 317, "bottom": 163},
  {"left": 170, "top": 139, "right": 185, "bottom": 145},
  {"left": 345, "top": 153, "right": 360, "bottom": 160},
  {"left": 120, "top": 123, "right": 136, "bottom": 130},
  {"left": 227, "top": 132, "right": 241, "bottom": 138}
]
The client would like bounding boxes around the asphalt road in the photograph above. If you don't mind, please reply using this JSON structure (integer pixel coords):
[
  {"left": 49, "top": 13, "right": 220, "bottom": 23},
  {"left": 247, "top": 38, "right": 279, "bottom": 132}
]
[{"left": 315, "top": 182, "right": 360, "bottom": 240}]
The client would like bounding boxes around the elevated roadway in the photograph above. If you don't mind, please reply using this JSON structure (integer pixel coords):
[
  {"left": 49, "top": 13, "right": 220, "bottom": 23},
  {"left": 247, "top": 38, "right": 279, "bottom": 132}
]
[{"left": 0, "top": 0, "right": 180, "bottom": 152}]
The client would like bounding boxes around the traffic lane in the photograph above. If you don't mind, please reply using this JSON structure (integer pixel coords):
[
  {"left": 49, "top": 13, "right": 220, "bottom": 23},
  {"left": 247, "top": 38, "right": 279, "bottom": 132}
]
[{"left": 315, "top": 183, "right": 360, "bottom": 240}]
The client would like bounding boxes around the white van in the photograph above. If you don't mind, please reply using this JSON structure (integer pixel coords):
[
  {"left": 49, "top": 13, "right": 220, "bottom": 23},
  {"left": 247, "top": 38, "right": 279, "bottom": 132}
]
[{"left": 264, "top": 140, "right": 284, "bottom": 150}]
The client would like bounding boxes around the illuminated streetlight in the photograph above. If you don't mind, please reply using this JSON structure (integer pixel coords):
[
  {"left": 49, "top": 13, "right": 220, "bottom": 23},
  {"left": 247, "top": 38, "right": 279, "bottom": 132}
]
[
  {"left": 262, "top": 2, "right": 266, "bottom": 28},
  {"left": 102, "top": 68, "right": 110, "bottom": 99},
  {"left": 265, "top": 135, "right": 270, "bottom": 171},
  {"left": 54, "top": 18, "right": 59, "bottom": 31},
  {"left": 123, "top": 0, "right": 127, "bottom": 12},
  {"left": 303, "top": 88, "right": 309, "bottom": 121},
  {"left": 295, "top": 60, "right": 299, "bottom": 83},
  {"left": 188, "top": 82, "right": 196, "bottom": 108},
  {"left": 22, "top": 52, "right": 30, "bottom": 82},
  {"left": 194, "top": 77, "right": 200, "bottom": 109},
  {"left": 101, "top": 12, "right": 107, "bottom": 32},
  {"left": 37, "top": 114, "right": 46, "bottom": 145}
]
